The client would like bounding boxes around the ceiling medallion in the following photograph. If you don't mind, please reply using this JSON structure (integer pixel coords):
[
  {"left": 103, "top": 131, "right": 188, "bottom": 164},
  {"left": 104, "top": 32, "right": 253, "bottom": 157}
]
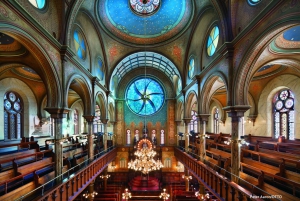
[{"left": 130, "top": 0, "right": 160, "bottom": 16}]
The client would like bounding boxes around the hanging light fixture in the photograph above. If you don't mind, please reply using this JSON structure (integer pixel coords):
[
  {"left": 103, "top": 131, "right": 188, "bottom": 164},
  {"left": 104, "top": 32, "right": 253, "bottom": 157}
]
[
  {"left": 82, "top": 190, "right": 98, "bottom": 199},
  {"left": 122, "top": 188, "right": 132, "bottom": 200},
  {"left": 195, "top": 191, "right": 210, "bottom": 201},
  {"left": 159, "top": 188, "right": 170, "bottom": 200},
  {"left": 128, "top": 146, "right": 163, "bottom": 174}
]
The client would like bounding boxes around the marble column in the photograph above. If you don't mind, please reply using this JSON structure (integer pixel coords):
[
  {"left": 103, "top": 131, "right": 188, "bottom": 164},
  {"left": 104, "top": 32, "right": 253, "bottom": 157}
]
[
  {"left": 44, "top": 108, "right": 69, "bottom": 178},
  {"left": 84, "top": 115, "right": 95, "bottom": 162},
  {"left": 224, "top": 106, "right": 250, "bottom": 183},
  {"left": 198, "top": 114, "right": 210, "bottom": 162},
  {"left": 183, "top": 118, "right": 191, "bottom": 152}
]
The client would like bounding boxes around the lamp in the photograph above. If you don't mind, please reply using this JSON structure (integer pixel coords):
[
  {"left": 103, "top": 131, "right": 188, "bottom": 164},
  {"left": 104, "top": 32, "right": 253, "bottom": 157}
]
[
  {"left": 128, "top": 146, "right": 163, "bottom": 174},
  {"left": 83, "top": 190, "right": 98, "bottom": 199},
  {"left": 182, "top": 175, "right": 192, "bottom": 181},
  {"left": 224, "top": 139, "right": 249, "bottom": 146},
  {"left": 159, "top": 188, "right": 170, "bottom": 200},
  {"left": 195, "top": 191, "right": 210, "bottom": 201},
  {"left": 100, "top": 174, "right": 110, "bottom": 179},
  {"left": 122, "top": 188, "right": 132, "bottom": 200}
]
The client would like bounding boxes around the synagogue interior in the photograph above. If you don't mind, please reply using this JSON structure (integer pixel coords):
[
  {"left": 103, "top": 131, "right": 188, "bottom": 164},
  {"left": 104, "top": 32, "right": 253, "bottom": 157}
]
[{"left": 0, "top": 0, "right": 300, "bottom": 200}]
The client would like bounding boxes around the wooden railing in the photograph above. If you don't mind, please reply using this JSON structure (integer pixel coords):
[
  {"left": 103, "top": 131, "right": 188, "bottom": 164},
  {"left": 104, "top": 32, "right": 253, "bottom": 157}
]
[
  {"left": 16, "top": 148, "right": 117, "bottom": 201},
  {"left": 174, "top": 148, "right": 265, "bottom": 201}
]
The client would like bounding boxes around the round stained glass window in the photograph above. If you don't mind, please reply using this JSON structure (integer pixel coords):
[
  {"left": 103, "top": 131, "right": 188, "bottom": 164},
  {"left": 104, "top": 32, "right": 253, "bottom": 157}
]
[
  {"left": 28, "top": 0, "right": 46, "bottom": 9},
  {"left": 73, "top": 30, "right": 86, "bottom": 60},
  {"left": 207, "top": 26, "right": 219, "bottom": 56},
  {"left": 188, "top": 58, "right": 194, "bottom": 78},
  {"left": 130, "top": 0, "right": 160, "bottom": 15},
  {"left": 126, "top": 78, "right": 164, "bottom": 116}
]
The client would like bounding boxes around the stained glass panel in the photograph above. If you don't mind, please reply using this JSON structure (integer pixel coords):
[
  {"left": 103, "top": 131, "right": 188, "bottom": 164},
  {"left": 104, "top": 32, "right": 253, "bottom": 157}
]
[
  {"left": 10, "top": 114, "right": 15, "bottom": 139},
  {"left": 126, "top": 78, "right": 164, "bottom": 116},
  {"left": 130, "top": 0, "right": 160, "bottom": 15},
  {"left": 28, "top": 0, "right": 46, "bottom": 9},
  {"left": 207, "top": 26, "right": 219, "bottom": 56},
  {"left": 73, "top": 30, "right": 86, "bottom": 60},
  {"left": 188, "top": 58, "right": 194, "bottom": 78}
]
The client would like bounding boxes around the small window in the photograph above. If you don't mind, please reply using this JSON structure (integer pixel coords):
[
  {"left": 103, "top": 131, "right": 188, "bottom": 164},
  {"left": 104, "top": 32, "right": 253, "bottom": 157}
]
[
  {"left": 73, "top": 29, "right": 87, "bottom": 60},
  {"left": 126, "top": 129, "right": 131, "bottom": 145},
  {"left": 28, "top": 0, "right": 46, "bottom": 9},
  {"left": 188, "top": 58, "right": 195, "bottom": 79},
  {"left": 207, "top": 26, "right": 219, "bottom": 56}
]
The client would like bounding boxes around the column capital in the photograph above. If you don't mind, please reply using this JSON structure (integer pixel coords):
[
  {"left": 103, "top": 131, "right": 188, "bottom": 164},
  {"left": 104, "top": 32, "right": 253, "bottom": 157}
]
[
  {"left": 175, "top": 120, "right": 182, "bottom": 126},
  {"left": 182, "top": 118, "right": 191, "bottom": 125},
  {"left": 101, "top": 118, "right": 109, "bottom": 124},
  {"left": 197, "top": 114, "right": 210, "bottom": 122},
  {"left": 223, "top": 105, "right": 251, "bottom": 117},
  {"left": 83, "top": 115, "right": 95, "bottom": 123},
  {"left": 44, "top": 107, "right": 70, "bottom": 118}
]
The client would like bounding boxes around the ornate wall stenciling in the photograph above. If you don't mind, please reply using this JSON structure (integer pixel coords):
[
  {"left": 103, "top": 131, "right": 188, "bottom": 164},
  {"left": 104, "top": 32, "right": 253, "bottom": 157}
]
[{"left": 167, "top": 100, "right": 176, "bottom": 145}]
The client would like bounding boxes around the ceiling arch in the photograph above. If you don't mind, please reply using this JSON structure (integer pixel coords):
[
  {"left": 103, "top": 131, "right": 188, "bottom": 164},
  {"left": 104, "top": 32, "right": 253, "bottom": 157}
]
[{"left": 110, "top": 51, "right": 181, "bottom": 91}]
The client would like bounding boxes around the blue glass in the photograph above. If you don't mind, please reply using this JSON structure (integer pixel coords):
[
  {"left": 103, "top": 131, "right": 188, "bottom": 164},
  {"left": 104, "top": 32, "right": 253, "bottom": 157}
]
[
  {"left": 97, "top": 58, "right": 104, "bottom": 81},
  {"left": 248, "top": 0, "right": 261, "bottom": 5},
  {"left": 36, "top": 0, "right": 45, "bottom": 9},
  {"left": 207, "top": 26, "right": 219, "bottom": 56},
  {"left": 73, "top": 30, "right": 86, "bottom": 60},
  {"left": 126, "top": 78, "right": 164, "bottom": 116},
  {"left": 188, "top": 58, "right": 194, "bottom": 78},
  {"left": 283, "top": 25, "right": 300, "bottom": 41}
]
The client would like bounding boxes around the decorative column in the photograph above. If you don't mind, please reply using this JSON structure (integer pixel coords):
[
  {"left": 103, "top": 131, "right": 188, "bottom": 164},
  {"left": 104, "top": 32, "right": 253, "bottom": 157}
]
[
  {"left": 83, "top": 115, "right": 95, "bottom": 162},
  {"left": 183, "top": 169, "right": 192, "bottom": 191},
  {"left": 183, "top": 118, "right": 191, "bottom": 152},
  {"left": 44, "top": 108, "right": 69, "bottom": 178},
  {"left": 198, "top": 114, "right": 210, "bottom": 162},
  {"left": 101, "top": 119, "right": 109, "bottom": 151},
  {"left": 223, "top": 106, "right": 250, "bottom": 183}
]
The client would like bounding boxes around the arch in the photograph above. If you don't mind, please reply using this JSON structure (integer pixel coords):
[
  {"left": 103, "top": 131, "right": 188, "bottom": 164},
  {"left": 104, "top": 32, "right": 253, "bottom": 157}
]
[
  {"left": 108, "top": 102, "right": 115, "bottom": 122},
  {"left": 0, "top": 25, "right": 61, "bottom": 108},
  {"left": 234, "top": 20, "right": 300, "bottom": 105},
  {"left": 65, "top": 74, "right": 93, "bottom": 115},
  {"left": 185, "top": 91, "right": 198, "bottom": 118},
  {"left": 95, "top": 92, "right": 107, "bottom": 120},
  {"left": 0, "top": 78, "right": 37, "bottom": 139},
  {"left": 176, "top": 101, "right": 184, "bottom": 120},
  {"left": 200, "top": 72, "right": 228, "bottom": 114}
]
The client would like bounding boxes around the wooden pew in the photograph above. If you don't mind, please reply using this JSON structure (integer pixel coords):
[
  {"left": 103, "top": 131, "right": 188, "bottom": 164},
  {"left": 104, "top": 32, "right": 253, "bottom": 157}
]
[
  {"left": 0, "top": 141, "right": 39, "bottom": 154},
  {"left": 240, "top": 164, "right": 300, "bottom": 201},
  {"left": 0, "top": 149, "right": 52, "bottom": 171},
  {"left": 16, "top": 157, "right": 54, "bottom": 176}
]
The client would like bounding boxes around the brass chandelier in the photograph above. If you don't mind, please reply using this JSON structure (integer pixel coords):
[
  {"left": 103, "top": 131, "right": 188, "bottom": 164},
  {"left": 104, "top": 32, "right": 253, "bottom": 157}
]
[{"left": 128, "top": 147, "right": 163, "bottom": 174}]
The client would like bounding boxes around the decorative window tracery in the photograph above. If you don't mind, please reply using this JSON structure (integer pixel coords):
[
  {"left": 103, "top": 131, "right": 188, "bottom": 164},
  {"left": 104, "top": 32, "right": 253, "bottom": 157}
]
[
  {"left": 207, "top": 26, "right": 219, "bottom": 56},
  {"left": 73, "top": 29, "right": 86, "bottom": 60},
  {"left": 273, "top": 89, "right": 294, "bottom": 140},
  {"left": 4, "top": 92, "right": 23, "bottom": 139},
  {"left": 130, "top": 0, "right": 160, "bottom": 15}
]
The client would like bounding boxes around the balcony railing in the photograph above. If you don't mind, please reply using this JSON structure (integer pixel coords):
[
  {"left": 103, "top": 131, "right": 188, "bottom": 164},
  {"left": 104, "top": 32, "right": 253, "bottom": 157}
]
[{"left": 15, "top": 146, "right": 117, "bottom": 201}]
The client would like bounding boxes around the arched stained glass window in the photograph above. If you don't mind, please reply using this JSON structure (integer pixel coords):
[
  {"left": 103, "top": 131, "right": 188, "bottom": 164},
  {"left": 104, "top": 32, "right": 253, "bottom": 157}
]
[
  {"left": 207, "top": 26, "right": 219, "bottom": 56},
  {"left": 97, "top": 57, "right": 104, "bottom": 81},
  {"left": 28, "top": 0, "right": 46, "bottom": 9},
  {"left": 126, "top": 78, "right": 164, "bottom": 116},
  {"left": 94, "top": 105, "right": 102, "bottom": 133},
  {"left": 4, "top": 92, "right": 23, "bottom": 139},
  {"left": 130, "top": 0, "right": 160, "bottom": 15},
  {"left": 73, "top": 30, "right": 86, "bottom": 60},
  {"left": 188, "top": 58, "right": 194, "bottom": 79},
  {"left": 189, "top": 109, "right": 198, "bottom": 143},
  {"left": 273, "top": 89, "right": 294, "bottom": 140},
  {"left": 213, "top": 108, "right": 219, "bottom": 134}
]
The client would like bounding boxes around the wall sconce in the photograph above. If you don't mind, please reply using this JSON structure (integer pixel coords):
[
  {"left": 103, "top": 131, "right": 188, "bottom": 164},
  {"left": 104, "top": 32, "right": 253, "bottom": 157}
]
[
  {"left": 182, "top": 175, "right": 192, "bottom": 181},
  {"left": 224, "top": 139, "right": 249, "bottom": 146},
  {"left": 247, "top": 115, "right": 257, "bottom": 126},
  {"left": 196, "top": 134, "right": 210, "bottom": 139}
]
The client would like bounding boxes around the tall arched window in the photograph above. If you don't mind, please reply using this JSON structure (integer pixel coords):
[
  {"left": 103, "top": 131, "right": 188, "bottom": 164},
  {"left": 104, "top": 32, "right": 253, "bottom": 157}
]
[
  {"left": 74, "top": 109, "right": 79, "bottom": 135},
  {"left": 160, "top": 130, "right": 165, "bottom": 145},
  {"left": 4, "top": 91, "right": 23, "bottom": 139},
  {"left": 213, "top": 108, "right": 219, "bottom": 134},
  {"left": 273, "top": 89, "right": 294, "bottom": 140},
  {"left": 126, "top": 129, "right": 131, "bottom": 145},
  {"left": 94, "top": 105, "right": 101, "bottom": 133},
  {"left": 190, "top": 110, "right": 198, "bottom": 133}
]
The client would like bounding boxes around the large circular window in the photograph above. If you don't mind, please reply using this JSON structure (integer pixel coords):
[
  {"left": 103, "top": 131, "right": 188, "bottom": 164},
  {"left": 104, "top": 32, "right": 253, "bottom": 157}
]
[
  {"left": 207, "top": 26, "right": 220, "bottom": 56},
  {"left": 28, "top": 0, "right": 46, "bottom": 9},
  {"left": 130, "top": 0, "right": 160, "bottom": 16},
  {"left": 126, "top": 78, "right": 164, "bottom": 116}
]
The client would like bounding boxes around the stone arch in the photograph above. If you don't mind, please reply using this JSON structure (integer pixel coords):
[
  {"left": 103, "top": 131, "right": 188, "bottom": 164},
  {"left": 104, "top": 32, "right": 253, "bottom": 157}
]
[
  {"left": 95, "top": 92, "right": 107, "bottom": 120},
  {"left": 234, "top": 20, "right": 300, "bottom": 106},
  {"left": 200, "top": 72, "right": 228, "bottom": 114},
  {"left": 65, "top": 74, "right": 92, "bottom": 115},
  {"left": 108, "top": 102, "right": 115, "bottom": 122},
  {"left": 0, "top": 25, "right": 62, "bottom": 108},
  {"left": 176, "top": 101, "right": 184, "bottom": 120},
  {"left": 185, "top": 91, "right": 198, "bottom": 118}
]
